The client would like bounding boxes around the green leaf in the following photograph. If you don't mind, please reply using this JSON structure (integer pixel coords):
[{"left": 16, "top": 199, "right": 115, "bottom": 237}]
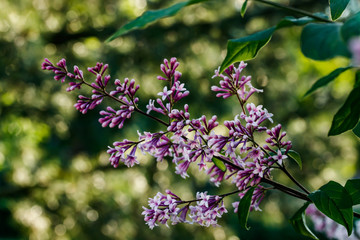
[
  {"left": 328, "top": 72, "right": 360, "bottom": 135},
  {"left": 106, "top": 0, "right": 208, "bottom": 42},
  {"left": 220, "top": 16, "right": 318, "bottom": 72},
  {"left": 220, "top": 27, "right": 275, "bottom": 72},
  {"left": 352, "top": 121, "right": 360, "bottom": 138},
  {"left": 345, "top": 179, "right": 360, "bottom": 205},
  {"left": 308, "top": 181, "right": 353, "bottom": 235},
  {"left": 301, "top": 23, "right": 350, "bottom": 61},
  {"left": 238, "top": 187, "right": 255, "bottom": 230},
  {"left": 212, "top": 158, "right": 226, "bottom": 172},
  {"left": 289, "top": 202, "right": 319, "bottom": 240},
  {"left": 304, "top": 66, "right": 353, "bottom": 97},
  {"left": 341, "top": 11, "right": 360, "bottom": 42},
  {"left": 287, "top": 150, "right": 302, "bottom": 170},
  {"left": 241, "top": 0, "right": 248, "bottom": 17},
  {"left": 329, "top": 0, "right": 350, "bottom": 20}
]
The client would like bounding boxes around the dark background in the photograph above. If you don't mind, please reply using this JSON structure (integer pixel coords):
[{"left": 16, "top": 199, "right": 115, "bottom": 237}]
[{"left": 0, "top": 0, "right": 359, "bottom": 239}]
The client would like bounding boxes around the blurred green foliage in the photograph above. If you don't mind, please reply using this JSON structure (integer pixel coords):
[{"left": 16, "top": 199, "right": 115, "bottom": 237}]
[{"left": 0, "top": 0, "right": 359, "bottom": 239}]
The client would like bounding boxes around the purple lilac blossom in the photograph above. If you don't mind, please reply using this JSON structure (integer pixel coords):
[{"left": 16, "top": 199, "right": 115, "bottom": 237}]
[
  {"left": 66, "top": 66, "right": 84, "bottom": 91},
  {"left": 141, "top": 190, "right": 183, "bottom": 229},
  {"left": 142, "top": 191, "right": 227, "bottom": 229},
  {"left": 43, "top": 58, "right": 295, "bottom": 229},
  {"left": 211, "top": 61, "right": 262, "bottom": 100},
  {"left": 41, "top": 58, "right": 68, "bottom": 82},
  {"left": 146, "top": 58, "right": 188, "bottom": 115},
  {"left": 74, "top": 94, "right": 104, "bottom": 114},
  {"left": 42, "top": 58, "right": 141, "bottom": 128},
  {"left": 107, "top": 140, "right": 140, "bottom": 167},
  {"left": 188, "top": 192, "right": 227, "bottom": 227},
  {"left": 99, "top": 103, "right": 136, "bottom": 129},
  {"left": 137, "top": 131, "right": 173, "bottom": 162}
]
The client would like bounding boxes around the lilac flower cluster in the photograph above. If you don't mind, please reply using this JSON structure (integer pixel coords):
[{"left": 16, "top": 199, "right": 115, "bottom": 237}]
[
  {"left": 43, "top": 57, "right": 294, "bottom": 229},
  {"left": 146, "top": 57, "right": 189, "bottom": 116},
  {"left": 211, "top": 62, "right": 262, "bottom": 101},
  {"left": 42, "top": 58, "right": 68, "bottom": 83},
  {"left": 141, "top": 190, "right": 227, "bottom": 229},
  {"left": 306, "top": 204, "right": 360, "bottom": 240},
  {"left": 107, "top": 139, "right": 139, "bottom": 167},
  {"left": 41, "top": 58, "right": 139, "bottom": 127},
  {"left": 138, "top": 60, "right": 294, "bottom": 227},
  {"left": 188, "top": 192, "right": 227, "bottom": 227}
]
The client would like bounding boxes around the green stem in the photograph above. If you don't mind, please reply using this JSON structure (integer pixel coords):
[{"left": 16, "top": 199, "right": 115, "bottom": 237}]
[{"left": 253, "top": 0, "right": 332, "bottom": 23}]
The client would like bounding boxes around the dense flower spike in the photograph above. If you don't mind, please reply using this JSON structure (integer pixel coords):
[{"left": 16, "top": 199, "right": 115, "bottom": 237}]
[
  {"left": 147, "top": 57, "right": 188, "bottom": 115},
  {"left": 43, "top": 57, "right": 299, "bottom": 230},
  {"left": 211, "top": 62, "right": 262, "bottom": 101}
]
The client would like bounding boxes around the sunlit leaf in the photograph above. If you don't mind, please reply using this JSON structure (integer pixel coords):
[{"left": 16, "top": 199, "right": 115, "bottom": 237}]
[
  {"left": 220, "top": 27, "right": 275, "bottom": 72},
  {"left": 308, "top": 181, "right": 353, "bottom": 235},
  {"left": 304, "top": 66, "right": 352, "bottom": 97},
  {"left": 212, "top": 158, "right": 226, "bottom": 172},
  {"left": 238, "top": 187, "right": 255, "bottom": 230},
  {"left": 289, "top": 202, "right": 319, "bottom": 239},
  {"left": 220, "top": 16, "right": 319, "bottom": 72},
  {"left": 345, "top": 179, "right": 360, "bottom": 205},
  {"left": 329, "top": 0, "right": 350, "bottom": 20},
  {"left": 301, "top": 23, "right": 350, "bottom": 60},
  {"left": 106, "top": 0, "right": 208, "bottom": 42},
  {"left": 328, "top": 72, "right": 360, "bottom": 136}
]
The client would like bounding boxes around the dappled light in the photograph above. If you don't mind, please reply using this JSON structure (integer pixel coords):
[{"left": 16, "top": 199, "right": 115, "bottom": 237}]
[{"left": 1, "top": 0, "right": 360, "bottom": 239}]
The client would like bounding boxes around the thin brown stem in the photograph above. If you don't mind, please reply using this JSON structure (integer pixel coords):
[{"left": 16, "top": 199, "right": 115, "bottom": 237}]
[{"left": 280, "top": 165, "right": 310, "bottom": 194}]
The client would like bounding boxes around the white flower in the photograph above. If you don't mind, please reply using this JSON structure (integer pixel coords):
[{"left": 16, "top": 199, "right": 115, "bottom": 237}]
[{"left": 158, "top": 86, "right": 173, "bottom": 101}]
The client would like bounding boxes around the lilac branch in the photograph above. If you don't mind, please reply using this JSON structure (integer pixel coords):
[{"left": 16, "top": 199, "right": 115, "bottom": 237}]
[{"left": 81, "top": 80, "right": 170, "bottom": 126}]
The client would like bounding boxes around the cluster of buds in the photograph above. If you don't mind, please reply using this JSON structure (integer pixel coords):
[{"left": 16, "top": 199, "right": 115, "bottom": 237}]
[{"left": 42, "top": 57, "right": 294, "bottom": 229}]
